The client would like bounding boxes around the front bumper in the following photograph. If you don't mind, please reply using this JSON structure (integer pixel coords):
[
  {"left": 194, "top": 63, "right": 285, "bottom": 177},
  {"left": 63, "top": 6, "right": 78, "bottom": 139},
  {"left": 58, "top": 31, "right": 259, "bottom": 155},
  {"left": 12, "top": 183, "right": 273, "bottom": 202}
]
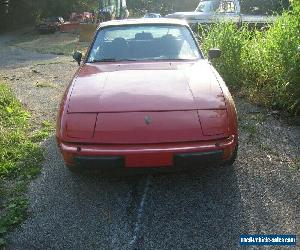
[
  {"left": 58, "top": 136, "right": 237, "bottom": 169},
  {"left": 73, "top": 150, "right": 223, "bottom": 169}
]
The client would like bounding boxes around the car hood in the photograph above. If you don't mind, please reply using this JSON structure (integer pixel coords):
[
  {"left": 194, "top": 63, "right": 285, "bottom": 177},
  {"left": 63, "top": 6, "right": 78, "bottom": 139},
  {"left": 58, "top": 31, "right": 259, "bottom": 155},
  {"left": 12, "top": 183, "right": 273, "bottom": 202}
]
[{"left": 67, "top": 60, "right": 226, "bottom": 113}]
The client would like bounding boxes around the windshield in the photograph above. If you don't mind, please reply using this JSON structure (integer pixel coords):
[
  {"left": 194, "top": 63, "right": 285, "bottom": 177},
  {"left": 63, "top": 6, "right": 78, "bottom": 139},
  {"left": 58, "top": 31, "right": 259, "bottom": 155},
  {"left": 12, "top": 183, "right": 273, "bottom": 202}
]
[
  {"left": 196, "top": 0, "right": 220, "bottom": 13},
  {"left": 195, "top": 0, "right": 236, "bottom": 13},
  {"left": 87, "top": 25, "right": 201, "bottom": 62}
]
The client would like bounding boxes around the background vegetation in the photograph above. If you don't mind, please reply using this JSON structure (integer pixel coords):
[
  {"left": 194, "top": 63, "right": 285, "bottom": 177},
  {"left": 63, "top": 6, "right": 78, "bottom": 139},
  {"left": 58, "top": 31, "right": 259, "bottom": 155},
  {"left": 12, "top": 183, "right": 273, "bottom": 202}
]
[
  {"left": 200, "top": 1, "right": 300, "bottom": 115},
  {"left": 0, "top": 0, "right": 291, "bottom": 31}
]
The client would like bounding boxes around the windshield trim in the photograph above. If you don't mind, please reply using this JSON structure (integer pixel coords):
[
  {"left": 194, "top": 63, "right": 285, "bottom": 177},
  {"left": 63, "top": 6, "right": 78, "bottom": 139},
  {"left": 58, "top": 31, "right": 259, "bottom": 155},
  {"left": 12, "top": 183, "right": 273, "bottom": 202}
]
[
  {"left": 85, "top": 23, "right": 204, "bottom": 63},
  {"left": 87, "top": 58, "right": 202, "bottom": 65}
]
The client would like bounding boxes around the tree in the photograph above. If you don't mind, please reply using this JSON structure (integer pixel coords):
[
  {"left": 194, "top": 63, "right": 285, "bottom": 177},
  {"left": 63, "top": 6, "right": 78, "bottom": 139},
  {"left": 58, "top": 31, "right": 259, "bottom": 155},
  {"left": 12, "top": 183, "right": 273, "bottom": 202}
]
[
  {"left": 0, "top": 0, "right": 99, "bottom": 32},
  {"left": 127, "top": 0, "right": 199, "bottom": 15},
  {"left": 0, "top": 0, "right": 9, "bottom": 30},
  {"left": 240, "top": 0, "right": 291, "bottom": 14},
  {"left": 0, "top": 0, "right": 293, "bottom": 32}
]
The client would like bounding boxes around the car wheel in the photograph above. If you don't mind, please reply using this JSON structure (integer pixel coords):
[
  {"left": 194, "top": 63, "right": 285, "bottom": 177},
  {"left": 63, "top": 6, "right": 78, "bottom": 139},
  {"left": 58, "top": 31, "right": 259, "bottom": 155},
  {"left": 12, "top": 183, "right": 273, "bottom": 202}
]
[{"left": 223, "top": 144, "right": 238, "bottom": 166}]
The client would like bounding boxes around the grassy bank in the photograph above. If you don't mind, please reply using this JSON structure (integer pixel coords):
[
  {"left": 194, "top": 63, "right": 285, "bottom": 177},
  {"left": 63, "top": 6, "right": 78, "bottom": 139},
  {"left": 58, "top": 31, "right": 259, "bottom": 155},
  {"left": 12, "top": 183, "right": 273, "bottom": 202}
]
[
  {"left": 200, "top": 2, "right": 300, "bottom": 116},
  {"left": 0, "top": 83, "right": 45, "bottom": 246}
]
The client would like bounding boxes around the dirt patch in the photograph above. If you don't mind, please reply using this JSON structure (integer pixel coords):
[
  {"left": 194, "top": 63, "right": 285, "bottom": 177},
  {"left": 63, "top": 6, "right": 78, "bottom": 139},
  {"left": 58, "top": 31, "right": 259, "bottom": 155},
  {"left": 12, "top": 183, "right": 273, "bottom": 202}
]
[
  {"left": 13, "top": 32, "right": 88, "bottom": 56},
  {"left": 0, "top": 57, "right": 77, "bottom": 127},
  {"left": 0, "top": 30, "right": 81, "bottom": 127}
]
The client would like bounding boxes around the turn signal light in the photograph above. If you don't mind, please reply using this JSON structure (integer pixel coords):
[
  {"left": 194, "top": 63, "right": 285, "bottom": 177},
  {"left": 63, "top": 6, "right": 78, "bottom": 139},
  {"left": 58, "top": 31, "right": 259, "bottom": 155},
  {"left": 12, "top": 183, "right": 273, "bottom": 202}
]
[
  {"left": 66, "top": 113, "right": 97, "bottom": 139},
  {"left": 198, "top": 110, "right": 228, "bottom": 136}
]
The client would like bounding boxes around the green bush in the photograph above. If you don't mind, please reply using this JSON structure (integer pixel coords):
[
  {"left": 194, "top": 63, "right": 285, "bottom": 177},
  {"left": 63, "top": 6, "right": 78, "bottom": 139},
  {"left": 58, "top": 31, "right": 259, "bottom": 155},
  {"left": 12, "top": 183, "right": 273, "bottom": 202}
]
[
  {"left": 200, "top": 2, "right": 300, "bottom": 115},
  {"left": 199, "top": 23, "right": 251, "bottom": 91}
]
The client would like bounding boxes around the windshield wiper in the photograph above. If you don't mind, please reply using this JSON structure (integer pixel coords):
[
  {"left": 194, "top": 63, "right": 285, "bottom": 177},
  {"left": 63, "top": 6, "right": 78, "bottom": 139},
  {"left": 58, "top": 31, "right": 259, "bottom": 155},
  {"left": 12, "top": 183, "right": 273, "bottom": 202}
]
[{"left": 89, "top": 58, "right": 140, "bottom": 63}]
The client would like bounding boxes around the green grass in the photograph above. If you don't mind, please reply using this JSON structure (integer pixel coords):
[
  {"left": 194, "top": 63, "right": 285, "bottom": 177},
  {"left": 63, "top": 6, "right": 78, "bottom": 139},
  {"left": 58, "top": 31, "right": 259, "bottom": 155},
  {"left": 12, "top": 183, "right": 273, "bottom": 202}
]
[
  {"left": 31, "top": 121, "right": 54, "bottom": 142},
  {"left": 200, "top": 1, "right": 300, "bottom": 116},
  {"left": 0, "top": 83, "right": 45, "bottom": 246}
]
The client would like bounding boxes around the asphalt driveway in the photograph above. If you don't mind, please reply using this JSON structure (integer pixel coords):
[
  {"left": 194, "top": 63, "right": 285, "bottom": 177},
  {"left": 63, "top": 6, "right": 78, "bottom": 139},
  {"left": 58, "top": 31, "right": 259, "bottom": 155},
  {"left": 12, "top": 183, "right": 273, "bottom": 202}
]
[{"left": 0, "top": 31, "right": 299, "bottom": 250}]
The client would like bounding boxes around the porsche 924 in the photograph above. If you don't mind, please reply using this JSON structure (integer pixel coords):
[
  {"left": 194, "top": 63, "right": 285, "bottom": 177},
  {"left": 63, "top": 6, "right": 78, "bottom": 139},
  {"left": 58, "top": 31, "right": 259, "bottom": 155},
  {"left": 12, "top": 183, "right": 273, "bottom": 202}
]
[{"left": 56, "top": 18, "right": 238, "bottom": 171}]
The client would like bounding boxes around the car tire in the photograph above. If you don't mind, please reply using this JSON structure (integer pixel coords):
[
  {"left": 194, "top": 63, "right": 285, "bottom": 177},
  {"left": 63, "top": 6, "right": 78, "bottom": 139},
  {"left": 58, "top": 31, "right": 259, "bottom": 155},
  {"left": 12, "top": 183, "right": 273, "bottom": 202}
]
[{"left": 223, "top": 144, "right": 238, "bottom": 166}]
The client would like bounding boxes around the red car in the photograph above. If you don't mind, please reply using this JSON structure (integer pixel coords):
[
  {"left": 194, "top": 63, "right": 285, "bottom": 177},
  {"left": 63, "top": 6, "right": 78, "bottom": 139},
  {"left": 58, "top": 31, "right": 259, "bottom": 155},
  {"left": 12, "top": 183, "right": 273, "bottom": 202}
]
[{"left": 56, "top": 19, "right": 238, "bottom": 171}]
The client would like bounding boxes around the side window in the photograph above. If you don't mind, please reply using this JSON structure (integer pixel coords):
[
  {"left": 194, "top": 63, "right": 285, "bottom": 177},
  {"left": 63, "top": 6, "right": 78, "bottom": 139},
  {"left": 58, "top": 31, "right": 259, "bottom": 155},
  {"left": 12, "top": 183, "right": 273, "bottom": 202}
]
[{"left": 218, "top": 1, "right": 236, "bottom": 13}]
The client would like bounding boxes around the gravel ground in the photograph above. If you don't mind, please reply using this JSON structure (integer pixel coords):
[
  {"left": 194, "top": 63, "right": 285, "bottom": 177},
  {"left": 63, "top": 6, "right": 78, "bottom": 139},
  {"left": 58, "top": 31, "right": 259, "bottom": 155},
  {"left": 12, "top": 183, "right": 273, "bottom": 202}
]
[
  {"left": 0, "top": 57, "right": 76, "bottom": 126},
  {"left": 0, "top": 32, "right": 299, "bottom": 250},
  {"left": 0, "top": 30, "right": 57, "bottom": 69}
]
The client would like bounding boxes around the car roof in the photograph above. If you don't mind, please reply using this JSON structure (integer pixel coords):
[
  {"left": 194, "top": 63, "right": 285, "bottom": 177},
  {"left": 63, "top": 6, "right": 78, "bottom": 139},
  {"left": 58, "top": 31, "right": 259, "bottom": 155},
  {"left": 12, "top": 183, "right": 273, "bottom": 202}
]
[{"left": 98, "top": 18, "right": 189, "bottom": 29}]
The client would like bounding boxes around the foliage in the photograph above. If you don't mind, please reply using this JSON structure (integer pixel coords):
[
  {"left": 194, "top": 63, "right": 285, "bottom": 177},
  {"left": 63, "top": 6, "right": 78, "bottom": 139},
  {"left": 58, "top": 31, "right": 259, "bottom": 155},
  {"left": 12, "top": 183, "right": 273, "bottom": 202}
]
[
  {"left": 240, "top": 0, "right": 290, "bottom": 14},
  {"left": 127, "top": 0, "right": 291, "bottom": 15},
  {"left": 127, "top": 0, "right": 199, "bottom": 16},
  {"left": 201, "top": 1, "right": 300, "bottom": 115},
  {"left": 31, "top": 121, "right": 54, "bottom": 143},
  {"left": 0, "top": 83, "right": 44, "bottom": 246},
  {"left": 0, "top": 0, "right": 98, "bottom": 31},
  {"left": 199, "top": 23, "right": 251, "bottom": 91},
  {"left": 0, "top": 0, "right": 292, "bottom": 32}
]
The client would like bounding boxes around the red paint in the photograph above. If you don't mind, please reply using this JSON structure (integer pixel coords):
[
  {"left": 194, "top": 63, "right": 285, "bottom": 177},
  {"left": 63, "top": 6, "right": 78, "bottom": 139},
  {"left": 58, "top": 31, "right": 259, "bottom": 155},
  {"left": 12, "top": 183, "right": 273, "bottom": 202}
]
[
  {"left": 66, "top": 113, "right": 97, "bottom": 139},
  {"left": 94, "top": 111, "right": 203, "bottom": 144},
  {"left": 67, "top": 61, "right": 226, "bottom": 113},
  {"left": 60, "top": 22, "right": 79, "bottom": 33},
  {"left": 125, "top": 153, "right": 173, "bottom": 168},
  {"left": 197, "top": 110, "right": 229, "bottom": 136},
  {"left": 56, "top": 20, "right": 238, "bottom": 168}
]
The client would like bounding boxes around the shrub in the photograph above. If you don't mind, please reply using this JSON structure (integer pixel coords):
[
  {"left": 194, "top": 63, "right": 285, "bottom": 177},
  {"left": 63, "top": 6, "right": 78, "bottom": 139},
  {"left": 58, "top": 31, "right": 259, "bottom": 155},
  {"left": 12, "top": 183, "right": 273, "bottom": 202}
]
[
  {"left": 199, "top": 23, "right": 251, "bottom": 91},
  {"left": 200, "top": 1, "right": 300, "bottom": 115}
]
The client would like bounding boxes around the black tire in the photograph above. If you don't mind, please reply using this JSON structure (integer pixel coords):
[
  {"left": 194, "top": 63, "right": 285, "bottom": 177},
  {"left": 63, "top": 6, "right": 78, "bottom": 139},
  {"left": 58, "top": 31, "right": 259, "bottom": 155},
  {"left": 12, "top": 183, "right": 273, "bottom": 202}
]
[{"left": 223, "top": 144, "right": 238, "bottom": 166}]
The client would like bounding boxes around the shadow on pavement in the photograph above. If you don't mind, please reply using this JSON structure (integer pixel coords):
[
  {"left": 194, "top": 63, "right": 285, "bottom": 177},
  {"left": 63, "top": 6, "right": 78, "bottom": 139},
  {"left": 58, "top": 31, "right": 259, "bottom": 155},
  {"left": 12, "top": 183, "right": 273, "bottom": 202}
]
[{"left": 140, "top": 160, "right": 247, "bottom": 249}]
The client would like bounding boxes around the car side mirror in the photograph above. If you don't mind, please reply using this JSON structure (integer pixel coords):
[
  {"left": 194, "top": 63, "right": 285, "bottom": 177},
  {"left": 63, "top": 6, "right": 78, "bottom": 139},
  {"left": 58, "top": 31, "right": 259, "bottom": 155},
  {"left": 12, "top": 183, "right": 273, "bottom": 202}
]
[
  {"left": 208, "top": 48, "right": 221, "bottom": 59},
  {"left": 73, "top": 51, "right": 82, "bottom": 65}
]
